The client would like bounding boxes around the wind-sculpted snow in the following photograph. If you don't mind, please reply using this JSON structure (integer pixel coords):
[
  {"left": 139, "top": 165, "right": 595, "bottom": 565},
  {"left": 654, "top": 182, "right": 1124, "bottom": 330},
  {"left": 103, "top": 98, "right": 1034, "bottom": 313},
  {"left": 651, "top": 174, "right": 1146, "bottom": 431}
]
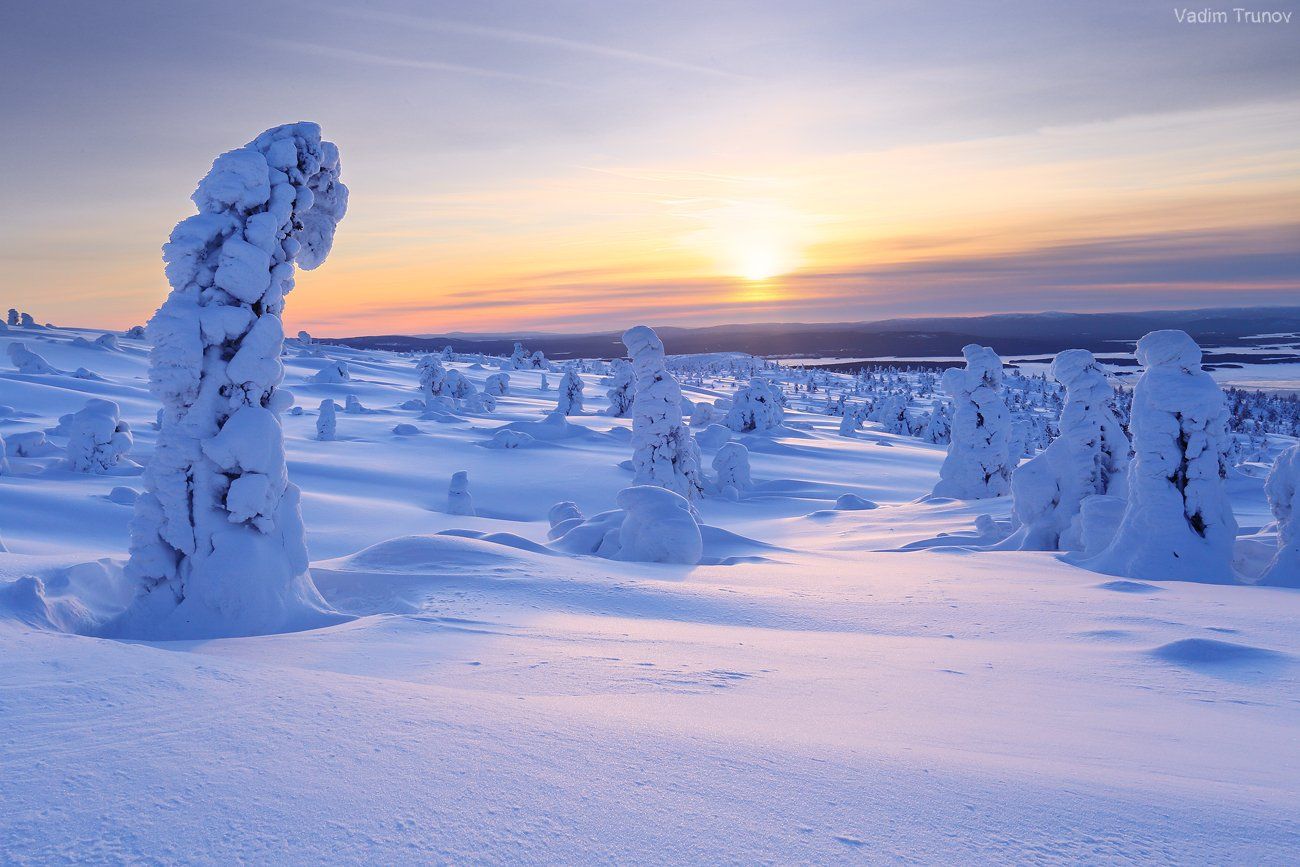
[
  {"left": 116, "top": 122, "right": 349, "bottom": 639},
  {"left": 4, "top": 312, "right": 1300, "bottom": 862},
  {"left": 1079, "top": 330, "right": 1238, "bottom": 584}
]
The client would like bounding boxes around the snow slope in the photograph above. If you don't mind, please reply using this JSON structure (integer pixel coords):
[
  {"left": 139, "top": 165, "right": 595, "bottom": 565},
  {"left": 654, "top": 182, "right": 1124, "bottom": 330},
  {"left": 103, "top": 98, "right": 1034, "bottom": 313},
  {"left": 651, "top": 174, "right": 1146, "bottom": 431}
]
[{"left": 2, "top": 325, "right": 1299, "bottom": 863}]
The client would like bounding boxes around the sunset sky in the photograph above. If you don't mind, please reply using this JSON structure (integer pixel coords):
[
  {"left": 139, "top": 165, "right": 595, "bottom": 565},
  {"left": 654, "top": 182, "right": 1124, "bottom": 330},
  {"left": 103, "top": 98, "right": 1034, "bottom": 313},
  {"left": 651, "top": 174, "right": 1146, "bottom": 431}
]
[{"left": 2, "top": 0, "right": 1297, "bottom": 336}]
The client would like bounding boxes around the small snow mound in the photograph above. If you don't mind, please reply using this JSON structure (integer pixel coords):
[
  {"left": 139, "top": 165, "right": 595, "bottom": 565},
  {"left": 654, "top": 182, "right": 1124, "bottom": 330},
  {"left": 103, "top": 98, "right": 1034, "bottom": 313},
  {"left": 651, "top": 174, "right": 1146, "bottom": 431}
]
[
  {"left": 1149, "top": 638, "right": 1288, "bottom": 669},
  {"left": 336, "top": 534, "right": 544, "bottom": 572},
  {"left": 108, "top": 486, "right": 140, "bottom": 506},
  {"left": 392, "top": 423, "right": 421, "bottom": 436},
  {"left": 1096, "top": 579, "right": 1161, "bottom": 594},
  {"left": 484, "top": 429, "right": 535, "bottom": 449},
  {"left": 835, "top": 493, "right": 878, "bottom": 511}
]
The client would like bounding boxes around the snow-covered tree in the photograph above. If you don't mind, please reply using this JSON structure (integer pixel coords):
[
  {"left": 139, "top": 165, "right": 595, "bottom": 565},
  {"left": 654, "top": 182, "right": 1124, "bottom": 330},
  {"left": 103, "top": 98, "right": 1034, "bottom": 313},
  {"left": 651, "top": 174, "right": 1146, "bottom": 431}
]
[
  {"left": 316, "top": 399, "right": 337, "bottom": 441},
  {"left": 726, "top": 378, "right": 784, "bottom": 433},
  {"left": 540, "top": 373, "right": 550, "bottom": 392},
  {"left": 19, "top": 312, "right": 36, "bottom": 328},
  {"left": 509, "top": 342, "right": 529, "bottom": 369},
  {"left": 1010, "top": 350, "right": 1130, "bottom": 550},
  {"left": 417, "top": 355, "right": 446, "bottom": 399},
  {"left": 0, "top": 433, "right": 8, "bottom": 475},
  {"left": 623, "top": 325, "right": 704, "bottom": 504},
  {"left": 5, "top": 309, "right": 16, "bottom": 327},
  {"left": 65, "top": 398, "right": 132, "bottom": 473},
  {"left": 712, "top": 442, "right": 753, "bottom": 493},
  {"left": 923, "top": 400, "right": 952, "bottom": 444},
  {"left": 484, "top": 372, "right": 510, "bottom": 396},
  {"left": 448, "top": 470, "right": 475, "bottom": 516},
  {"left": 1259, "top": 444, "right": 1300, "bottom": 587},
  {"left": 310, "top": 360, "right": 349, "bottom": 383},
  {"left": 8, "top": 343, "right": 57, "bottom": 374},
  {"left": 442, "top": 368, "right": 476, "bottom": 400},
  {"left": 605, "top": 359, "right": 634, "bottom": 417},
  {"left": 932, "top": 345, "right": 1013, "bottom": 499},
  {"left": 1080, "top": 331, "right": 1237, "bottom": 584},
  {"left": 120, "top": 122, "right": 349, "bottom": 638},
  {"left": 556, "top": 364, "right": 585, "bottom": 415}
]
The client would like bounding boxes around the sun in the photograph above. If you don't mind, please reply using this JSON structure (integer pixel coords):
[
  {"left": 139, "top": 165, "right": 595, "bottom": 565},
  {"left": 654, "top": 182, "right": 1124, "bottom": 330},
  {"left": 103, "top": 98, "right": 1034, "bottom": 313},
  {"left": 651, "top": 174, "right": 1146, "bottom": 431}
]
[{"left": 736, "top": 248, "right": 784, "bottom": 282}]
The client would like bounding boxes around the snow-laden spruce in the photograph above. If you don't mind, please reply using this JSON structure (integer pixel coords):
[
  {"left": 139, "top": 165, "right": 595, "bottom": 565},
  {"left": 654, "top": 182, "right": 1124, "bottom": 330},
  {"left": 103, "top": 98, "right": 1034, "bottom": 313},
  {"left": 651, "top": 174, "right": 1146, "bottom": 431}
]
[
  {"left": 1259, "top": 444, "right": 1300, "bottom": 587},
  {"left": 726, "top": 377, "right": 784, "bottom": 433},
  {"left": 556, "top": 364, "right": 585, "bottom": 415},
  {"left": 932, "top": 345, "right": 1013, "bottom": 499},
  {"left": 623, "top": 326, "right": 704, "bottom": 504},
  {"left": 1079, "top": 331, "right": 1237, "bottom": 584},
  {"left": 605, "top": 358, "right": 634, "bottom": 417},
  {"left": 117, "top": 122, "right": 349, "bottom": 638},
  {"left": 65, "top": 399, "right": 132, "bottom": 473},
  {"left": 484, "top": 372, "right": 509, "bottom": 396},
  {"left": 417, "top": 355, "right": 446, "bottom": 399},
  {"left": 1009, "top": 350, "right": 1130, "bottom": 550},
  {"left": 316, "top": 399, "right": 337, "bottom": 441}
]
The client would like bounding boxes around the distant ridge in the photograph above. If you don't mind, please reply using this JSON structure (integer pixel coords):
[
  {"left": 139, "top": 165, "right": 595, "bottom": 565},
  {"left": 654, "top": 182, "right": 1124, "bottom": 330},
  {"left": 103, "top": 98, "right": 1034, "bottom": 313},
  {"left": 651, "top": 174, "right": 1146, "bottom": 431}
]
[{"left": 324, "top": 306, "right": 1300, "bottom": 361}]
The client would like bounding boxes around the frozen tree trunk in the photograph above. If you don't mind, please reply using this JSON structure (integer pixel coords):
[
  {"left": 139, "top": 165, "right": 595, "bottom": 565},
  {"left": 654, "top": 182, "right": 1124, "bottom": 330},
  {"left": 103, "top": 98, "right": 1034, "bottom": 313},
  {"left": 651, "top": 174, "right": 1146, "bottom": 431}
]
[
  {"left": 1011, "top": 349, "right": 1130, "bottom": 550},
  {"left": 932, "top": 345, "right": 1013, "bottom": 499},
  {"left": 1079, "top": 330, "right": 1237, "bottom": 584},
  {"left": 623, "top": 326, "right": 704, "bottom": 504},
  {"left": 117, "top": 122, "right": 349, "bottom": 638},
  {"left": 605, "top": 359, "right": 634, "bottom": 417},
  {"left": 65, "top": 399, "right": 133, "bottom": 473},
  {"left": 1260, "top": 444, "right": 1300, "bottom": 587},
  {"left": 316, "top": 399, "right": 338, "bottom": 441},
  {"left": 556, "top": 364, "right": 585, "bottom": 415}
]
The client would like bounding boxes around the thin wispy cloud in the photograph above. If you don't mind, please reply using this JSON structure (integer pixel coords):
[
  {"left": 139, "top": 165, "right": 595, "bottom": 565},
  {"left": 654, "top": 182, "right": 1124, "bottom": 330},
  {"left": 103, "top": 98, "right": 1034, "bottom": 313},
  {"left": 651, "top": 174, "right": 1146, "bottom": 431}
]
[
  {"left": 247, "top": 35, "right": 583, "bottom": 89},
  {"left": 330, "top": 6, "right": 750, "bottom": 81}
]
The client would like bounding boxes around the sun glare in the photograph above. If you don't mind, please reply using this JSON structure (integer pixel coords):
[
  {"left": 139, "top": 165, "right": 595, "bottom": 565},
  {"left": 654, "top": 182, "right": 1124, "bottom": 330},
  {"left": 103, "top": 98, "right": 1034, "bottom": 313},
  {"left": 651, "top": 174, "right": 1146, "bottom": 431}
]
[{"left": 678, "top": 198, "right": 817, "bottom": 286}]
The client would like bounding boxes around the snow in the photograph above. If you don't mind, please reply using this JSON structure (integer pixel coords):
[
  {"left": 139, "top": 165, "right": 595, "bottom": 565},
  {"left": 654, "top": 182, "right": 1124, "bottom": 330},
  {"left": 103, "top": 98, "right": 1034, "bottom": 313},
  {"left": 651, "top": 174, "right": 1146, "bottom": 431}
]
[{"left": 1, "top": 321, "right": 1299, "bottom": 862}]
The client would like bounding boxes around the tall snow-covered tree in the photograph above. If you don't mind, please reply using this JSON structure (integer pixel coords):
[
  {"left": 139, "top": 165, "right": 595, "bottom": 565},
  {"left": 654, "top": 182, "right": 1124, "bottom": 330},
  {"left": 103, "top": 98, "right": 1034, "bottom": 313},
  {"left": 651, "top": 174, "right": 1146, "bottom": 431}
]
[
  {"left": 1259, "top": 444, "right": 1300, "bottom": 587},
  {"left": 1080, "top": 330, "right": 1237, "bottom": 583},
  {"left": 623, "top": 325, "right": 704, "bottom": 503},
  {"left": 556, "top": 364, "right": 585, "bottom": 415},
  {"left": 119, "top": 122, "right": 349, "bottom": 638},
  {"left": 605, "top": 358, "right": 634, "bottom": 417},
  {"left": 932, "top": 345, "right": 1013, "bottom": 499},
  {"left": 65, "top": 399, "right": 132, "bottom": 473},
  {"left": 1010, "top": 349, "right": 1130, "bottom": 550}
]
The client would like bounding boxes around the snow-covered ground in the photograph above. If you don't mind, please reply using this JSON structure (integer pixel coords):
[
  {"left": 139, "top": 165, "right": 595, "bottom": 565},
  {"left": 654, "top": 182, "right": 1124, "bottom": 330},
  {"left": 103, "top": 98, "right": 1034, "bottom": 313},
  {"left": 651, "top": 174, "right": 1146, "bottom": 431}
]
[{"left": 3, "top": 324, "right": 1299, "bottom": 863}]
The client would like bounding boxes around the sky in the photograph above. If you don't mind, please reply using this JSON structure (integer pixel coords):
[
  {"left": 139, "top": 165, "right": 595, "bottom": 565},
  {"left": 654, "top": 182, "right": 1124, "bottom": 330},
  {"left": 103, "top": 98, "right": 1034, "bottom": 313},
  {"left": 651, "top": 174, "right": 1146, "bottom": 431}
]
[{"left": 1, "top": 0, "right": 1297, "bottom": 337}]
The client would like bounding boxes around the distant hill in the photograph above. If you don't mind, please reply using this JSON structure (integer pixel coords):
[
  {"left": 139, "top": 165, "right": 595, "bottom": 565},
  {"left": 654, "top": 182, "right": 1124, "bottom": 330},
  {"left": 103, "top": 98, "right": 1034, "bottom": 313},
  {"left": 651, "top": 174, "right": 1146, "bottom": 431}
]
[{"left": 325, "top": 306, "right": 1300, "bottom": 361}]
